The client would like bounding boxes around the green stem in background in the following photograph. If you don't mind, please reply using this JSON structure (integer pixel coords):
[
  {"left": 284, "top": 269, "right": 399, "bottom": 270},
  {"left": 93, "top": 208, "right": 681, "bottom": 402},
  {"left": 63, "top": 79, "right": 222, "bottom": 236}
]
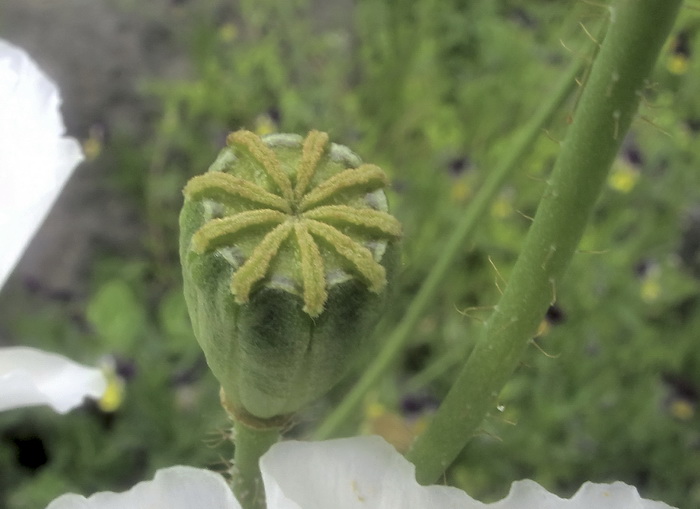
[
  {"left": 230, "top": 420, "right": 280, "bottom": 509},
  {"left": 406, "top": 0, "right": 683, "bottom": 485},
  {"left": 314, "top": 31, "right": 596, "bottom": 441}
]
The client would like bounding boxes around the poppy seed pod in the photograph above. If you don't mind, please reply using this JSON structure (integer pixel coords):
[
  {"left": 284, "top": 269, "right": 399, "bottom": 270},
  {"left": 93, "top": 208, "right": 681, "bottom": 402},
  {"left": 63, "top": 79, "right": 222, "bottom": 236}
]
[{"left": 179, "top": 130, "right": 401, "bottom": 425}]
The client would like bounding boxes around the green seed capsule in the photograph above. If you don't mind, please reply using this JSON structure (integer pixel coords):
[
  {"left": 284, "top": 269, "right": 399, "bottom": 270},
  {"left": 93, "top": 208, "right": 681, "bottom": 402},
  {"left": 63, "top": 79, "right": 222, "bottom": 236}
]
[{"left": 180, "top": 130, "right": 401, "bottom": 423}]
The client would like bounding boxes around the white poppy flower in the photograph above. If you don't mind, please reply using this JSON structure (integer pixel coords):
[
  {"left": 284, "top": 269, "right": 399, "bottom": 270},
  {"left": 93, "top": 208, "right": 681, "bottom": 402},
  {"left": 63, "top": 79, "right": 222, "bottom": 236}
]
[
  {"left": 0, "top": 37, "right": 83, "bottom": 290},
  {"left": 0, "top": 41, "right": 100, "bottom": 414},
  {"left": 0, "top": 346, "right": 106, "bottom": 414},
  {"left": 47, "top": 435, "right": 677, "bottom": 509},
  {"left": 262, "top": 436, "right": 676, "bottom": 509},
  {"left": 46, "top": 466, "right": 241, "bottom": 509}
]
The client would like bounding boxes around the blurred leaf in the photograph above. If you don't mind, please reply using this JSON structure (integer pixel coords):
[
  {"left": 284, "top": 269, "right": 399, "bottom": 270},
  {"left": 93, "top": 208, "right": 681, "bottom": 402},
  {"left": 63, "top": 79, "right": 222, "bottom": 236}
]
[{"left": 86, "top": 280, "right": 146, "bottom": 353}]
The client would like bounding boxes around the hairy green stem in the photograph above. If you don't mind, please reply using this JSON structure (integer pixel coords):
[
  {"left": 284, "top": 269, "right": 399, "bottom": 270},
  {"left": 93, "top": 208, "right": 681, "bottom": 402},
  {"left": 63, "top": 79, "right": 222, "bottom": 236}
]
[
  {"left": 314, "top": 32, "right": 596, "bottom": 441},
  {"left": 231, "top": 420, "right": 280, "bottom": 509},
  {"left": 406, "top": 0, "right": 683, "bottom": 484}
]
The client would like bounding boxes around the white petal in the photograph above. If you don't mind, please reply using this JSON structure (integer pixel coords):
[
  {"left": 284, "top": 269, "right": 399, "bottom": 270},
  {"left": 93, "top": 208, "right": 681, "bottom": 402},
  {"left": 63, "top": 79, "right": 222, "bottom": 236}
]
[
  {"left": 0, "top": 347, "right": 106, "bottom": 414},
  {"left": 479, "top": 479, "right": 677, "bottom": 509},
  {"left": 261, "top": 436, "right": 678, "bottom": 509},
  {"left": 572, "top": 481, "right": 676, "bottom": 509},
  {"left": 260, "top": 435, "right": 482, "bottom": 509},
  {"left": 46, "top": 466, "right": 242, "bottom": 509},
  {"left": 0, "top": 38, "right": 83, "bottom": 290}
]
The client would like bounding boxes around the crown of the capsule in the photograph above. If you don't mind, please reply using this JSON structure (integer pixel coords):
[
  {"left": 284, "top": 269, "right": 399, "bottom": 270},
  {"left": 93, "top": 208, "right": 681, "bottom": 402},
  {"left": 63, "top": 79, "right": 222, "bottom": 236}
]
[{"left": 182, "top": 129, "right": 401, "bottom": 317}]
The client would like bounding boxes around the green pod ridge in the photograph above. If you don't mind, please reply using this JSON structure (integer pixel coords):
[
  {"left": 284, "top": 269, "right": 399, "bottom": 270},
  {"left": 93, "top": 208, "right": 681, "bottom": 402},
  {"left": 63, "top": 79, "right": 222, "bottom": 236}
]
[{"left": 179, "top": 130, "right": 401, "bottom": 421}]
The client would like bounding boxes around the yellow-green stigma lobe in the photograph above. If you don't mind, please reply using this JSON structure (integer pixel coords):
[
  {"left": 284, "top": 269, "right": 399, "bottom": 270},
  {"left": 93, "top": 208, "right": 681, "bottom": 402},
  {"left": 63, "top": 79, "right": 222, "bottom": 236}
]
[{"left": 183, "top": 130, "right": 401, "bottom": 318}]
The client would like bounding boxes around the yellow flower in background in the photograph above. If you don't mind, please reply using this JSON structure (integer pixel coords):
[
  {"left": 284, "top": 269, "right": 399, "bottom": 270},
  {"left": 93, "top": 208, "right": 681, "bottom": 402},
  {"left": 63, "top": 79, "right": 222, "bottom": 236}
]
[
  {"left": 254, "top": 113, "right": 278, "bottom": 136},
  {"left": 669, "top": 398, "right": 694, "bottom": 421},
  {"left": 608, "top": 161, "right": 640, "bottom": 193},
  {"left": 218, "top": 23, "right": 238, "bottom": 43},
  {"left": 640, "top": 265, "right": 662, "bottom": 303},
  {"left": 490, "top": 190, "right": 514, "bottom": 219},
  {"left": 667, "top": 32, "right": 690, "bottom": 76},
  {"left": 641, "top": 278, "right": 661, "bottom": 302},
  {"left": 666, "top": 54, "right": 689, "bottom": 75},
  {"left": 82, "top": 125, "right": 104, "bottom": 161},
  {"left": 97, "top": 361, "right": 125, "bottom": 413},
  {"left": 490, "top": 197, "right": 513, "bottom": 218},
  {"left": 362, "top": 396, "right": 430, "bottom": 453},
  {"left": 363, "top": 402, "right": 415, "bottom": 453},
  {"left": 450, "top": 178, "right": 472, "bottom": 203}
]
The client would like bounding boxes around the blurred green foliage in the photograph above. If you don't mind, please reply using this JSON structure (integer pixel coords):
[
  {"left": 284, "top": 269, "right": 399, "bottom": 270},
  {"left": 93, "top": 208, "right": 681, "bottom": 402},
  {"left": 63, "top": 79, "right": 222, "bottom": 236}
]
[{"left": 2, "top": 0, "right": 700, "bottom": 507}]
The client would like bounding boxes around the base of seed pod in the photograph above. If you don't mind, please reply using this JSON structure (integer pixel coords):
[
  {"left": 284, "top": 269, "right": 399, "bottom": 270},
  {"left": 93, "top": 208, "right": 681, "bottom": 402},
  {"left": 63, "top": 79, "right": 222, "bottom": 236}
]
[{"left": 220, "top": 388, "right": 291, "bottom": 430}]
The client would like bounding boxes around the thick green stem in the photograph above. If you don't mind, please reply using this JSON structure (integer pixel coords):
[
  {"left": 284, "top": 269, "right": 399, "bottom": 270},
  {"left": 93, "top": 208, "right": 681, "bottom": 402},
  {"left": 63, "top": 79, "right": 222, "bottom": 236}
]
[
  {"left": 231, "top": 420, "right": 280, "bottom": 509},
  {"left": 314, "top": 31, "right": 596, "bottom": 441},
  {"left": 406, "top": 0, "right": 682, "bottom": 485}
]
